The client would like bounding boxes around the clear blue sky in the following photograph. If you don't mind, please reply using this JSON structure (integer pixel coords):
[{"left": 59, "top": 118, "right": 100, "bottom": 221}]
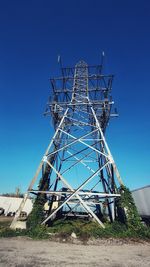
[{"left": 0, "top": 0, "right": 150, "bottom": 193}]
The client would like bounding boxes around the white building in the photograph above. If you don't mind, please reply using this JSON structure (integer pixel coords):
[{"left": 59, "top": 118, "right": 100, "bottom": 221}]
[
  {"left": 132, "top": 185, "right": 150, "bottom": 219},
  {"left": 0, "top": 196, "right": 33, "bottom": 216}
]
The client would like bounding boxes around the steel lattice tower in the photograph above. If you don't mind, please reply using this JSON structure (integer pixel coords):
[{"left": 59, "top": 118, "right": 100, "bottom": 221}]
[{"left": 11, "top": 59, "right": 123, "bottom": 229}]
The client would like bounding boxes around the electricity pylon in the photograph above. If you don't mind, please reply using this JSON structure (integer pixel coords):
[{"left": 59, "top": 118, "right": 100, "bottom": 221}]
[{"left": 11, "top": 59, "right": 123, "bottom": 229}]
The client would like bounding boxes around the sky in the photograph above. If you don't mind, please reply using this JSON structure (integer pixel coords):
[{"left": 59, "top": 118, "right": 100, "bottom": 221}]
[{"left": 0, "top": 0, "right": 150, "bottom": 194}]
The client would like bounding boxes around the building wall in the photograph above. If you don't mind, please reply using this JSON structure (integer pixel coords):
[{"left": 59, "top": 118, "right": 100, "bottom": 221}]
[
  {"left": 132, "top": 185, "right": 150, "bottom": 218},
  {"left": 0, "top": 196, "right": 33, "bottom": 215}
]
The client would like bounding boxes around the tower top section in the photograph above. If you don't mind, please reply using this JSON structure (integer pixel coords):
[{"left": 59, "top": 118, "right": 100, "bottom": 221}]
[{"left": 44, "top": 60, "right": 118, "bottom": 132}]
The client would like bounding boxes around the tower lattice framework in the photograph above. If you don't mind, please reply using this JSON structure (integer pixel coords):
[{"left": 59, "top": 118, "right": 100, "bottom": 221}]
[{"left": 11, "top": 60, "right": 123, "bottom": 229}]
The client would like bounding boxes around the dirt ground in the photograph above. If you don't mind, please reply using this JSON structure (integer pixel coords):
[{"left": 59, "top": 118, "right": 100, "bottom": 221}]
[{"left": 0, "top": 238, "right": 150, "bottom": 267}]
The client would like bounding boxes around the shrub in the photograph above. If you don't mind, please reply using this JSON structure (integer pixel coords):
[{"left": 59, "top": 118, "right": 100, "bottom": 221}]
[
  {"left": 0, "top": 228, "right": 17, "bottom": 238},
  {"left": 26, "top": 197, "right": 45, "bottom": 229},
  {"left": 116, "top": 185, "right": 142, "bottom": 230},
  {"left": 27, "top": 174, "right": 49, "bottom": 229},
  {"left": 27, "top": 225, "right": 49, "bottom": 239}
]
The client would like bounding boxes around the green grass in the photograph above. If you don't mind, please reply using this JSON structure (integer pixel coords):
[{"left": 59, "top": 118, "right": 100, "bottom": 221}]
[
  {"left": 48, "top": 219, "right": 150, "bottom": 240},
  {"left": 0, "top": 220, "right": 11, "bottom": 228},
  {"left": 0, "top": 219, "right": 150, "bottom": 240}
]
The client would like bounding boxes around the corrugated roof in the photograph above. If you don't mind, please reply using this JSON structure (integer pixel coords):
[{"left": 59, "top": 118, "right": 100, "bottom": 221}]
[{"left": 132, "top": 184, "right": 150, "bottom": 192}]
